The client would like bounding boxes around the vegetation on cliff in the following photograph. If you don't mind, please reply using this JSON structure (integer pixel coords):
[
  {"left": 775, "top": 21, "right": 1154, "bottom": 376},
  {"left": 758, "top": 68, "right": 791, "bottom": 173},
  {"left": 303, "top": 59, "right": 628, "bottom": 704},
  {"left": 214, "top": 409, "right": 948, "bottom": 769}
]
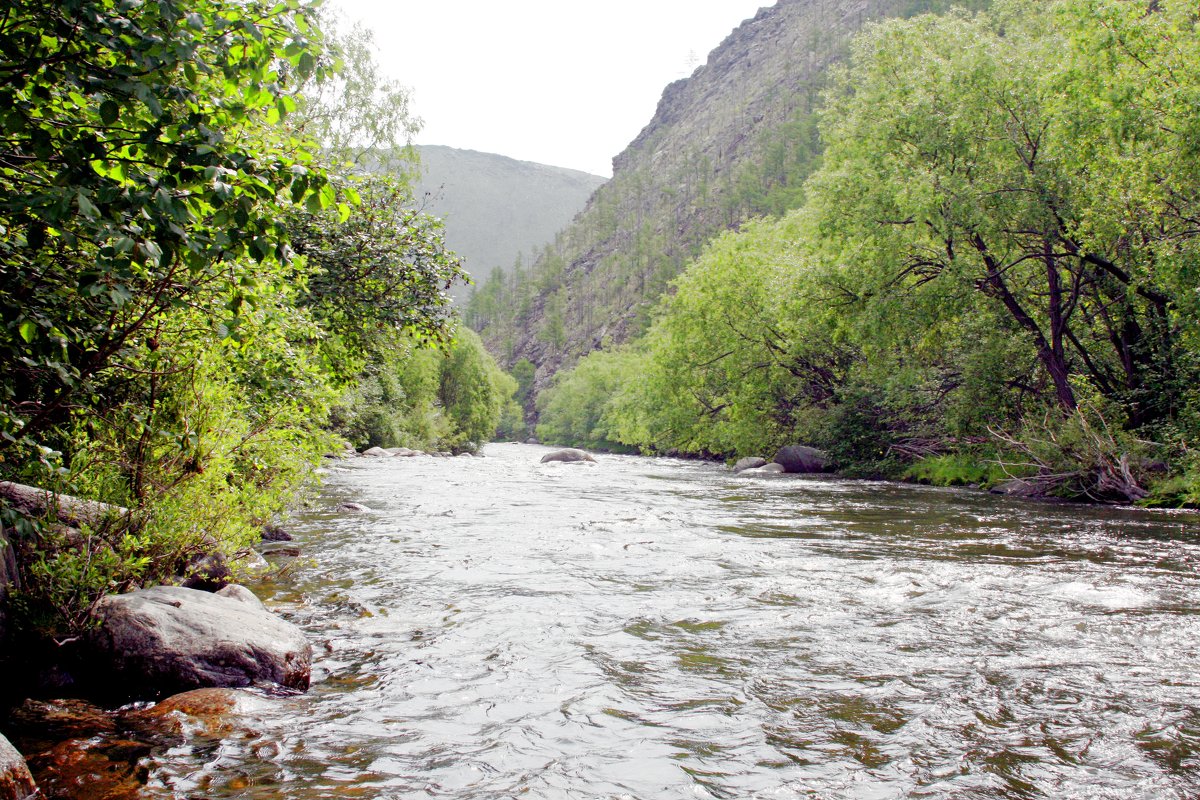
[
  {"left": 536, "top": 0, "right": 1200, "bottom": 505},
  {"left": 468, "top": 0, "right": 991, "bottom": 392}
]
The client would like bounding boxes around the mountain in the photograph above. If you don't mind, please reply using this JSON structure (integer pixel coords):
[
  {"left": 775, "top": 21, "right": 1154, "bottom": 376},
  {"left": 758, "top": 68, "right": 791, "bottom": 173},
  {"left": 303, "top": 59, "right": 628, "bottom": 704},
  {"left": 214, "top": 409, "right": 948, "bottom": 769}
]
[
  {"left": 468, "top": 0, "right": 988, "bottom": 386},
  {"left": 412, "top": 145, "right": 607, "bottom": 301}
]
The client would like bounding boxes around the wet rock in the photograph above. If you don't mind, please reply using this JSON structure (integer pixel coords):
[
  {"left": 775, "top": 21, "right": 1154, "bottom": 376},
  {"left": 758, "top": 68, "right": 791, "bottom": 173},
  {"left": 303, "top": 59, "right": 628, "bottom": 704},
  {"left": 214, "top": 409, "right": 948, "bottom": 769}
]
[
  {"left": 27, "top": 738, "right": 149, "bottom": 800},
  {"left": 361, "top": 447, "right": 390, "bottom": 458},
  {"left": 6, "top": 698, "right": 115, "bottom": 749},
  {"left": 0, "top": 733, "right": 38, "bottom": 800},
  {"left": 732, "top": 457, "right": 767, "bottom": 473},
  {"left": 129, "top": 687, "right": 267, "bottom": 739},
  {"left": 260, "top": 543, "right": 302, "bottom": 558},
  {"left": 772, "top": 445, "right": 831, "bottom": 474},
  {"left": 336, "top": 502, "right": 371, "bottom": 513},
  {"left": 743, "top": 463, "right": 786, "bottom": 475},
  {"left": 540, "top": 448, "right": 597, "bottom": 464},
  {"left": 386, "top": 447, "right": 417, "bottom": 457},
  {"left": 88, "top": 585, "right": 311, "bottom": 700},
  {"left": 261, "top": 524, "right": 293, "bottom": 542}
]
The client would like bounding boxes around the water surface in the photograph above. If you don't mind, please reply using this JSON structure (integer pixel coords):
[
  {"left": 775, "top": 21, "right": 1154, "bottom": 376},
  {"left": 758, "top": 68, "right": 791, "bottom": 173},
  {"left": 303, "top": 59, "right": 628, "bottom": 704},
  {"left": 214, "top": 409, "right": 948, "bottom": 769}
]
[{"left": 149, "top": 444, "right": 1200, "bottom": 799}]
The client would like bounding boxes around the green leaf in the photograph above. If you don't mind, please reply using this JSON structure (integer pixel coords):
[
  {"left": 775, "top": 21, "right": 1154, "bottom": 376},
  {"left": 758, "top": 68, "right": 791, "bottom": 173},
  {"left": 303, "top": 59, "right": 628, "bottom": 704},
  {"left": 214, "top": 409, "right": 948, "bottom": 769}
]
[
  {"left": 99, "top": 100, "right": 120, "bottom": 125},
  {"left": 17, "top": 320, "right": 36, "bottom": 343}
]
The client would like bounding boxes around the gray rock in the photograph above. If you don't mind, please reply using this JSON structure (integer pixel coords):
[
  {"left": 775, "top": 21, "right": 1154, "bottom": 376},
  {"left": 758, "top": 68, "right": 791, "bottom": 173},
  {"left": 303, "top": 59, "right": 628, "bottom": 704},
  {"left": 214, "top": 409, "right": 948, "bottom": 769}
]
[
  {"left": 89, "top": 585, "right": 311, "bottom": 699},
  {"left": 743, "top": 463, "right": 786, "bottom": 475},
  {"left": 732, "top": 457, "right": 768, "bottom": 473},
  {"left": 989, "top": 478, "right": 1040, "bottom": 498},
  {"left": 214, "top": 583, "right": 264, "bottom": 610},
  {"left": 525, "top": 438, "right": 540, "bottom": 445},
  {"left": 0, "top": 733, "right": 37, "bottom": 800},
  {"left": 336, "top": 502, "right": 371, "bottom": 513},
  {"left": 773, "top": 445, "right": 831, "bottom": 474},
  {"left": 385, "top": 447, "right": 416, "bottom": 457},
  {"left": 0, "top": 524, "right": 19, "bottom": 647},
  {"left": 361, "top": 447, "right": 390, "bottom": 458},
  {"left": 540, "top": 448, "right": 597, "bottom": 464}
]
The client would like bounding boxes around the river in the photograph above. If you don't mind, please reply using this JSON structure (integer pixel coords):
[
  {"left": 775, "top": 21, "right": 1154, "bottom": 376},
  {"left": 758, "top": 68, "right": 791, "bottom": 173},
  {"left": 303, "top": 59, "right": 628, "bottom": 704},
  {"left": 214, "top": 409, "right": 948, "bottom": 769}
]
[{"left": 148, "top": 443, "right": 1199, "bottom": 798}]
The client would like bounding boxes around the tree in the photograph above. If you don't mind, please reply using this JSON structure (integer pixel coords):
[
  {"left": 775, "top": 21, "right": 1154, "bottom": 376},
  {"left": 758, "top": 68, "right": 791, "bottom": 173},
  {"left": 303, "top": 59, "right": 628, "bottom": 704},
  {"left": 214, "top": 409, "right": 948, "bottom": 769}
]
[
  {"left": 812, "top": 1, "right": 1200, "bottom": 425},
  {"left": 0, "top": 0, "right": 336, "bottom": 454}
]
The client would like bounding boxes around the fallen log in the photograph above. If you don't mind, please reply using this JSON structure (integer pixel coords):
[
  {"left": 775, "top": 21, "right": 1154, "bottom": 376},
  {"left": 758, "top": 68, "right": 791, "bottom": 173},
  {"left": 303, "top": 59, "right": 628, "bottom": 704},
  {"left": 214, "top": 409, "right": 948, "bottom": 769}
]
[{"left": 0, "top": 481, "right": 128, "bottom": 529}]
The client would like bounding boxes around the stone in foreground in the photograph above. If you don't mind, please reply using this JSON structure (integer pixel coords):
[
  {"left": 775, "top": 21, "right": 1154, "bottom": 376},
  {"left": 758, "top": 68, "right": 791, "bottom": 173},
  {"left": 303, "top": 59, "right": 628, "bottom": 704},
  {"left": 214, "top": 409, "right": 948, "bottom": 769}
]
[
  {"left": 89, "top": 585, "right": 311, "bottom": 700},
  {"left": 772, "top": 445, "right": 831, "bottom": 474},
  {"left": 0, "top": 734, "right": 37, "bottom": 800},
  {"left": 540, "top": 448, "right": 597, "bottom": 464}
]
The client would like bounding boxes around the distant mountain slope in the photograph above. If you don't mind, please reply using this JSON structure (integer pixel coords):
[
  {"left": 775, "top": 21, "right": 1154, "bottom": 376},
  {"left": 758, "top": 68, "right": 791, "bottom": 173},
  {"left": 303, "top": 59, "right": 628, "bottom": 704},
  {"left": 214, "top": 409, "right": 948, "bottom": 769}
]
[
  {"left": 468, "top": 0, "right": 987, "bottom": 383},
  {"left": 412, "top": 145, "right": 606, "bottom": 300}
]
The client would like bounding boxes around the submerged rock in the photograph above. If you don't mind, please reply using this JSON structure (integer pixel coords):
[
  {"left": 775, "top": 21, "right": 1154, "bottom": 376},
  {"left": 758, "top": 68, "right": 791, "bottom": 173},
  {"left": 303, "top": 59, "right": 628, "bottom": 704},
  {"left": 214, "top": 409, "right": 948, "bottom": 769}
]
[
  {"left": 732, "top": 457, "right": 768, "bottom": 473},
  {"left": 336, "top": 502, "right": 371, "bottom": 513},
  {"left": 540, "top": 448, "right": 597, "bottom": 464},
  {"left": 27, "top": 737, "right": 149, "bottom": 800},
  {"left": 87, "top": 585, "right": 311, "bottom": 700},
  {"left": 130, "top": 687, "right": 268, "bottom": 739},
  {"left": 0, "top": 734, "right": 37, "bottom": 800},
  {"left": 772, "top": 445, "right": 831, "bottom": 474}
]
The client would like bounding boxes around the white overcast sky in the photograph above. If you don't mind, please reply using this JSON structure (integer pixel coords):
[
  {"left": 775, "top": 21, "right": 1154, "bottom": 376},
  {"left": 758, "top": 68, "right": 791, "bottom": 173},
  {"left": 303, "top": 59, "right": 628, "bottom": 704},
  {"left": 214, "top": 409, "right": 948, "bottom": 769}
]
[{"left": 329, "top": 1, "right": 769, "bottom": 177}]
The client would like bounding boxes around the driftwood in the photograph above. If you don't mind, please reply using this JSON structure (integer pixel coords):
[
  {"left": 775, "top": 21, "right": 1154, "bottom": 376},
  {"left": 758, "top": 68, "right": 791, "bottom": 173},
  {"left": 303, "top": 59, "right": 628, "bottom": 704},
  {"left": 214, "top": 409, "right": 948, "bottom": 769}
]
[{"left": 0, "top": 481, "right": 128, "bottom": 529}]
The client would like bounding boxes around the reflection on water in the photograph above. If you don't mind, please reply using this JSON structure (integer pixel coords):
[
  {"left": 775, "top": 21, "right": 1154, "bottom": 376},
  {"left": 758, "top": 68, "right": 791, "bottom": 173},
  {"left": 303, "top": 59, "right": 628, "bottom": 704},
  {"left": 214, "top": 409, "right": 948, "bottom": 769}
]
[{"left": 144, "top": 444, "right": 1199, "bottom": 798}]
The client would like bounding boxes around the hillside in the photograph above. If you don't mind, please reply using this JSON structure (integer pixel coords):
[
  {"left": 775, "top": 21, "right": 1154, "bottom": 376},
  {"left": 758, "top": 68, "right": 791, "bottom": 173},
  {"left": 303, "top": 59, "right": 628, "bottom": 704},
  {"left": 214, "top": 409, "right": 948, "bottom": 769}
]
[
  {"left": 468, "top": 0, "right": 987, "bottom": 383},
  {"left": 412, "top": 145, "right": 606, "bottom": 301}
]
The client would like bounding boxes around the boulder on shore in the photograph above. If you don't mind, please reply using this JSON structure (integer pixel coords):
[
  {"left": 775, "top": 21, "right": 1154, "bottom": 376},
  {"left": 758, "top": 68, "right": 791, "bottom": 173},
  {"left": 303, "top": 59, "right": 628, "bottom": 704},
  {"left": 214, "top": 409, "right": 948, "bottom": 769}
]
[
  {"left": 772, "top": 445, "right": 831, "bottom": 474},
  {"left": 0, "top": 733, "right": 37, "bottom": 800},
  {"left": 540, "top": 448, "right": 597, "bottom": 464},
  {"left": 361, "top": 447, "right": 390, "bottom": 458},
  {"left": 87, "top": 585, "right": 311, "bottom": 700},
  {"left": 732, "top": 457, "right": 768, "bottom": 474}
]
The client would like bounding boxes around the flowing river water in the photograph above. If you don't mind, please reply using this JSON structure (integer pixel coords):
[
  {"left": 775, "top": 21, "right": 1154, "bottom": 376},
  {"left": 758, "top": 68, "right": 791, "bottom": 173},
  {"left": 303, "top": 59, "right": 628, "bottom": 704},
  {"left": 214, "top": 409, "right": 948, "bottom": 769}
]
[{"left": 147, "top": 444, "right": 1199, "bottom": 798}]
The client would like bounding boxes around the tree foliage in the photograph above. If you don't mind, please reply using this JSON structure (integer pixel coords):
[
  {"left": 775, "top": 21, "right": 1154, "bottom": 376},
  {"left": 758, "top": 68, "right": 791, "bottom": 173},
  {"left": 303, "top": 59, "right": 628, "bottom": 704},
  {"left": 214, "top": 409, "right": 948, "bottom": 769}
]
[{"left": 540, "top": 0, "right": 1200, "bottom": 502}]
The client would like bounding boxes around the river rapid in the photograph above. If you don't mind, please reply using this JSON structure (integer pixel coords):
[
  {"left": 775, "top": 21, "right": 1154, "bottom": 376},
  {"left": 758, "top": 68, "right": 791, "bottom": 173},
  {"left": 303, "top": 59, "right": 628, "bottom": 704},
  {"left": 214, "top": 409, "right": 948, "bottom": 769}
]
[{"left": 150, "top": 443, "right": 1199, "bottom": 799}]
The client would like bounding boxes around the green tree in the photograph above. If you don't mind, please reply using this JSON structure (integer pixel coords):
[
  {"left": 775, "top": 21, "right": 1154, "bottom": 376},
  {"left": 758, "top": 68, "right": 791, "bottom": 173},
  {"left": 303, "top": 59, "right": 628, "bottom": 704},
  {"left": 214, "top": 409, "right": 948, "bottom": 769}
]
[{"left": 0, "top": 0, "right": 335, "bottom": 454}]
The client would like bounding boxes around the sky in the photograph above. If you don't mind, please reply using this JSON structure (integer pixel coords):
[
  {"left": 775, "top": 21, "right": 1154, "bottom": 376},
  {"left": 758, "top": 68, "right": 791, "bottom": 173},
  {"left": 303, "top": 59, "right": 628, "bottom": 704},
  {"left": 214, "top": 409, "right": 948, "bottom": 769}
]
[{"left": 329, "top": 1, "right": 769, "bottom": 177}]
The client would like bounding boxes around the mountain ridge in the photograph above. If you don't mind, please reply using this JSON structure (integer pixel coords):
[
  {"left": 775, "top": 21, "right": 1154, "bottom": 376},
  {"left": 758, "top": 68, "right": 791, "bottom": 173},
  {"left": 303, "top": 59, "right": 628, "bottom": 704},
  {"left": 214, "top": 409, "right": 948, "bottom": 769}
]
[{"left": 412, "top": 145, "right": 606, "bottom": 301}]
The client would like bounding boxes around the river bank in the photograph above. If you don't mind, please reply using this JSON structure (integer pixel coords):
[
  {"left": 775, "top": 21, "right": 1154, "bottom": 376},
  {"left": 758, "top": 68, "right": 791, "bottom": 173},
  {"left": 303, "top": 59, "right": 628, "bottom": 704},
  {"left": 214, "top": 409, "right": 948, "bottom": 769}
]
[{"left": 4, "top": 443, "right": 1200, "bottom": 798}]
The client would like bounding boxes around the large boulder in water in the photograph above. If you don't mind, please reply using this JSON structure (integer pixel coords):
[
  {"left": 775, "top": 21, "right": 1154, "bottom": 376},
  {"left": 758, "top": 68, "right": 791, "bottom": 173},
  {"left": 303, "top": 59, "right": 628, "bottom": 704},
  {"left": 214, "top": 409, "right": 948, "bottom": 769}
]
[
  {"left": 540, "top": 448, "right": 597, "bottom": 464},
  {"left": 772, "top": 445, "right": 831, "bottom": 474},
  {"left": 0, "top": 733, "right": 37, "bottom": 800},
  {"left": 732, "top": 457, "right": 768, "bottom": 473},
  {"left": 87, "top": 585, "right": 311, "bottom": 700}
]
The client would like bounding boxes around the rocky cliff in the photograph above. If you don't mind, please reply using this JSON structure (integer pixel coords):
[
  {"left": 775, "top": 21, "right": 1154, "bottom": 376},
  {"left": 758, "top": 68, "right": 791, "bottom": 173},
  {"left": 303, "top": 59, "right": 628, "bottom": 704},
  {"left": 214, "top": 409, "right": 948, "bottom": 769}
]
[{"left": 470, "top": 0, "right": 987, "bottom": 388}]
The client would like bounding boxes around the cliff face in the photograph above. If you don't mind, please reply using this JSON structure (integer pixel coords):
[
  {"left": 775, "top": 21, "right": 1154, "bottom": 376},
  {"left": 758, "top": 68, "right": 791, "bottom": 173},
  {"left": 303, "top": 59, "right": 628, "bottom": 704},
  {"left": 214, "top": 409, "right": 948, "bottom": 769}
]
[
  {"left": 412, "top": 146, "right": 606, "bottom": 302},
  {"left": 471, "top": 0, "right": 986, "bottom": 390}
]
